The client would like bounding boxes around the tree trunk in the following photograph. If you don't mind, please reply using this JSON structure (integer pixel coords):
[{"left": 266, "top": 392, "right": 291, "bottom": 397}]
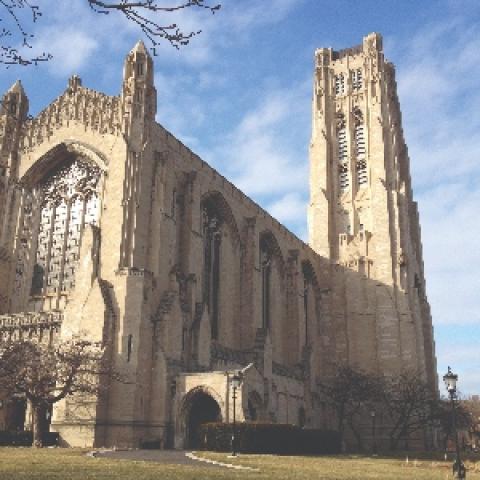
[
  {"left": 348, "top": 420, "right": 364, "bottom": 451},
  {"left": 389, "top": 432, "right": 397, "bottom": 451},
  {"left": 32, "top": 403, "right": 47, "bottom": 448},
  {"left": 337, "top": 407, "right": 346, "bottom": 451}
]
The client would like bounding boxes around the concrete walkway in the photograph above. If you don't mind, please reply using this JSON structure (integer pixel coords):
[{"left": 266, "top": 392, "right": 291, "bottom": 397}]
[
  {"left": 93, "top": 449, "right": 214, "bottom": 467},
  {"left": 93, "top": 449, "right": 259, "bottom": 471}
]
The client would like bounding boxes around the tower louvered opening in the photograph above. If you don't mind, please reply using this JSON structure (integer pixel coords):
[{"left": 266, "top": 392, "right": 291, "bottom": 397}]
[
  {"left": 355, "top": 123, "right": 367, "bottom": 186},
  {"left": 337, "top": 124, "right": 349, "bottom": 191}
]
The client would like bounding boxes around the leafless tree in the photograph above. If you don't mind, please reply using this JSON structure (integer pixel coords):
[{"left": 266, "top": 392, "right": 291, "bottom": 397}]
[
  {"left": 433, "top": 398, "right": 474, "bottom": 452},
  {"left": 318, "top": 365, "right": 381, "bottom": 451},
  {"left": 1, "top": 0, "right": 221, "bottom": 66},
  {"left": 380, "top": 370, "right": 436, "bottom": 450},
  {"left": 0, "top": 336, "right": 119, "bottom": 447}
]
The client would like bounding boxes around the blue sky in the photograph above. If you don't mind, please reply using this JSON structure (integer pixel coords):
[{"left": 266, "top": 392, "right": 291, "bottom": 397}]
[{"left": 2, "top": 0, "right": 479, "bottom": 395}]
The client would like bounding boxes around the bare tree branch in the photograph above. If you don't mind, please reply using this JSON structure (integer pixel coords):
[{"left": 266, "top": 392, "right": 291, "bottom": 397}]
[
  {"left": 87, "top": 0, "right": 221, "bottom": 52},
  {"left": 0, "top": 0, "right": 51, "bottom": 66},
  {"left": 0, "top": 0, "right": 221, "bottom": 67},
  {"left": 318, "top": 365, "right": 381, "bottom": 451}
]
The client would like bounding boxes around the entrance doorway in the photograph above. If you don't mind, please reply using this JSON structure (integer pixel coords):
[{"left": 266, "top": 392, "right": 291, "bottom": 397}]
[{"left": 186, "top": 391, "right": 221, "bottom": 448}]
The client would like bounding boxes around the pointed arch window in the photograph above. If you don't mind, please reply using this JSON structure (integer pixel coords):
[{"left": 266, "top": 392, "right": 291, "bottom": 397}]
[
  {"left": 136, "top": 59, "right": 144, "bottom": 76},
  {"left": 302, "top": 262, "right": 316, "bottom": 346},
  {"left": 303, "top": 276, "right": 309, "bottom": 341},
  {"left": 16, "top": 157, "right": 102, "bottom": 303},
  {"left": 9, "top": 93, "right": 18, "bottom": 115},
  {"left": 259, "top": 237, "right": 274, "bottom": 331},
  {"left": 202, "top": 205, "right": 222, "bottom": 340}
]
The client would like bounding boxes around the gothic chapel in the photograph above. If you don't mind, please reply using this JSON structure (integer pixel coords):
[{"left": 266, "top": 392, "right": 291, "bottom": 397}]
[{"left": 0, "top": 33, "right": 437, "bottom": 448}]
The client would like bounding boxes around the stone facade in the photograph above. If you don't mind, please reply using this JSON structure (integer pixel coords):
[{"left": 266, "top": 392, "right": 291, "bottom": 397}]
[{"left": 0, "top": 34, "right": 437, "bottom": 448}]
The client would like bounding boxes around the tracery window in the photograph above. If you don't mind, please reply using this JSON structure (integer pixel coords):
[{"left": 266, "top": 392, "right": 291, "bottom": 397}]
[
  {"left": 335, "top": 73, "right": 345, "bottom": 95},
  {"left": 352, "top": 68, "right": 363, "bottom": 90},
  {"left": 18, "top": 157, "right": 102, "bottom": 302},
  {"left": 202, "top": 204, "right": 222, "bottom": 340},
  {"left": 337, "top": 114, "right": 349, "bottom": 191},
  {"left": 353, "top": 108, "right": 368, "bottom": 187}
]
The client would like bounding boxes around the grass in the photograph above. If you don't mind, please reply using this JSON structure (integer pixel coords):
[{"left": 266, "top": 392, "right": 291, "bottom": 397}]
[
  {"left": 198, "top": 451, "right": 480, "bottom": 479},
  {"left": 0, "top": 447, "right": 479, "bottom": 480}
]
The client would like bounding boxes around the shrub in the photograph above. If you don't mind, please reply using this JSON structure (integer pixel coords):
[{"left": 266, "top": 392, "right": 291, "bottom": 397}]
[
  {"left": 197, "top": 422, "right": 340, "bottom": 455},
  {"left": 0, "top": 430, "right": 58, "bottom": 447},
  {"left": 140, "top": 439, "right": 162, "bottom": 449}
]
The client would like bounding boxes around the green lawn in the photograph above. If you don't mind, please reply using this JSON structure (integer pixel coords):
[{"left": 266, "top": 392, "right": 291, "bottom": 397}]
[
  {"left": 198, "top": 451, "right": 480, "bottom": 479},
  {"left": 0, "top": 447, "right": 479, "bottom": 480}
]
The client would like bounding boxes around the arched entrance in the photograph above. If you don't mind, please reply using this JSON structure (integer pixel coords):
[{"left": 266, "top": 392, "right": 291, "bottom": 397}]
[{"left": 186, "top": 391, "right": 221, "bottom": 448}]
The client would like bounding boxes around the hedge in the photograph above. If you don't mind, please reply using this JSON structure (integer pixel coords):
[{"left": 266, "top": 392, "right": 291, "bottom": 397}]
[
  {"left": 0, "top": 431, "right": 59, "bottom": 447},
  {"left": 197, "top": 422, "right": 341, "bottom": 455}
]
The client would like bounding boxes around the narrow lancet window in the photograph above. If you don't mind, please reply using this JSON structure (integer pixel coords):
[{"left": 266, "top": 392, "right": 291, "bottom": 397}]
[
  {"left": 303, "top": 278, "right": 309, "bottom": 342},
  {"left": 127, "top": 334, "right": 133, "bottom": 362},
  {"left": 203, "top": 206, "right": 222, "bottom": 340},
  {"left": 260, "top": 247, "right": 272, "bottom": 331}
]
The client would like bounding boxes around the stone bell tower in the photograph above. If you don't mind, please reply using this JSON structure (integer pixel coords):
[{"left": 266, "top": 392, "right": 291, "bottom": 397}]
[{"left": 308, "top": 33, "right": 437, "bottom": 391}]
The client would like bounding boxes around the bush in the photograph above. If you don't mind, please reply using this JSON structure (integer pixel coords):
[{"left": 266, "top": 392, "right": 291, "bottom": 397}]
[
  {"left": 0, "top": 431, "right": 59, "bottom": 447},
  {"left": 197, "top": 422, "right": 341, "bottom": 455},
  {"left": 140, "top": 439, "right": 162, "bottom": 449}
]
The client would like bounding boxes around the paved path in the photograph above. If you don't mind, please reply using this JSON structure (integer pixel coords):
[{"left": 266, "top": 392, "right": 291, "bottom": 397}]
[
  {"left": 93, "top": 449, "right": 259, "bottom": 471},
  {"left": 94, "top": 449, "right": 214, "bottom": 467}
]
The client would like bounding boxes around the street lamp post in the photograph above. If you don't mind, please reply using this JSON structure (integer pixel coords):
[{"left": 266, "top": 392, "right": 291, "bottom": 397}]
[
  {"left": 230, "top": 372, "right": 242, "bottom": 457},
  {"left": 370, "top": 410, "right": 377, "bottom": 455},
  {"left": 443, "top": 366, "right": 466, "bottom": 479}
]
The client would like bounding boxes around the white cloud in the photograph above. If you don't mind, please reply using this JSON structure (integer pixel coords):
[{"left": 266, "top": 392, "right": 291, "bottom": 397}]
[
  {"left": 149, "top": 0, "right": 305, "bottom": 66},
  {"left": 267, "top": 192, "right": 308, "bottom": 240},
  {"left": 32, "top": 29, "right": 97, "bottom": 76},
  {"left": 419, "top": 184, "right": 480, "bottom": 326},
  {"left": 436, "top": 343, "right": 480, "bottom": 396},
  {"left": 225, "top": 0, "right": 304, "bottom": 32},
  {"left": 207, "top": 81, "right": 310, "bottom": 197},
  {"left": 395, "top": 17, "right": 480, "bottom": 333}
]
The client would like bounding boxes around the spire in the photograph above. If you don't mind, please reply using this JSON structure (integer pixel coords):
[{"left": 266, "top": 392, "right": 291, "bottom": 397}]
[
  {"left": 1, "top": 80, "right": 29, "bottom": 178},
  {"left": 1, "top": 79, "right": 29, "bottom": 121},
  {"left": 121, "top": 41, "right": 157, "bottom": 143},
  {"left": 8, "top": 80, "right": 26, "bottom": 95},
  {"left": 123, "top": 40, "right": 154, "bottom": 82},
  {"left": 130, "top": 40, "right": 148, "bottom": 55}
]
